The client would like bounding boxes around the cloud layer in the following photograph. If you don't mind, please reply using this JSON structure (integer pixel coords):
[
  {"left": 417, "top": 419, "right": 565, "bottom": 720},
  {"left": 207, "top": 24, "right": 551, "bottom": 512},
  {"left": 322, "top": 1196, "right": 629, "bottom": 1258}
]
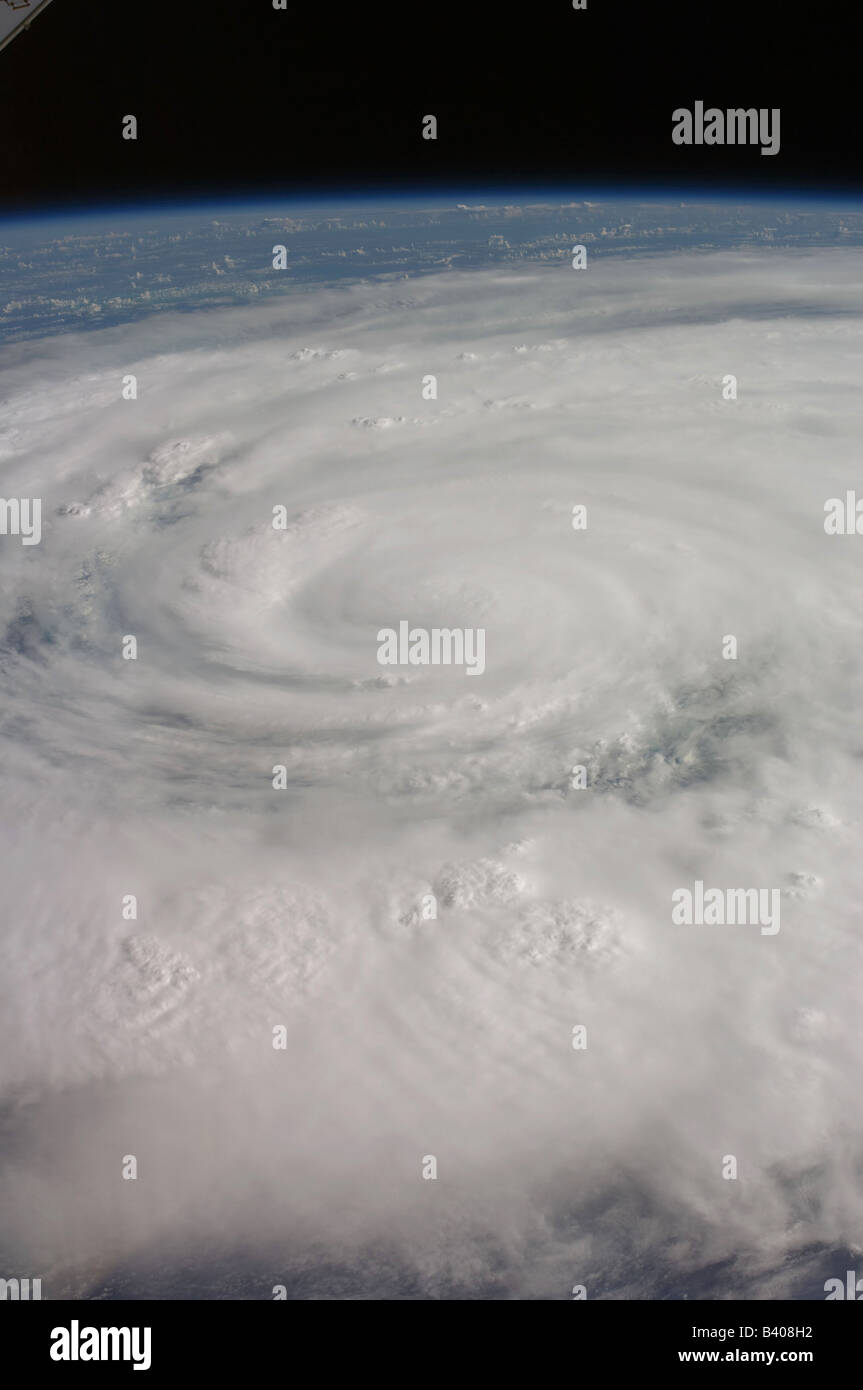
[{"left": 1, "top": 247, "right": 862, "bottom": 1298}]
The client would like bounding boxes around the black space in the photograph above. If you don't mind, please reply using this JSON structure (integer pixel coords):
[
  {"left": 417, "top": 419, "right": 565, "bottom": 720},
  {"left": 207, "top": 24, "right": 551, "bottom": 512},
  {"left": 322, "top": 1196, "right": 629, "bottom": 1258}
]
[{"left": 0, "top": 0, "right": 860, "bottom": 210}]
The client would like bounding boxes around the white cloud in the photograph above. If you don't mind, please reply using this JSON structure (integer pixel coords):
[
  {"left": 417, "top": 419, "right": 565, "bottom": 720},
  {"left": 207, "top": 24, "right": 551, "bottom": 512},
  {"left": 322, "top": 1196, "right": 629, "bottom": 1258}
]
[{"left": 0, "top": 249, "right": 862, "bottom": 1298}]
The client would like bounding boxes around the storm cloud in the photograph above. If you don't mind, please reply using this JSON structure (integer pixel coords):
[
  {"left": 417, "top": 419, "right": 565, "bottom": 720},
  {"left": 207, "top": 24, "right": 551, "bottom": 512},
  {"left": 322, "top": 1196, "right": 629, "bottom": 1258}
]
[{"left": 1, "top": 245, "right": 862, "bottom": 1298}]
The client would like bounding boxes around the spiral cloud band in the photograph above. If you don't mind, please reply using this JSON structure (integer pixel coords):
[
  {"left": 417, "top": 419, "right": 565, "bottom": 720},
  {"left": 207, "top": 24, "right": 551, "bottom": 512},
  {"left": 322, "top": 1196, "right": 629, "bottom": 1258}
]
[{"left": 1, "top": 246, "right": 862, "bottom": 1298}]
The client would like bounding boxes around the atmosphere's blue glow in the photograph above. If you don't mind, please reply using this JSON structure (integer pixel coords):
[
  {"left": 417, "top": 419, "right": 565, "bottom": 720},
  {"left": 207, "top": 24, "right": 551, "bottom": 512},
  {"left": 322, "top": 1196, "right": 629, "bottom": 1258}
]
[{"left": 4, "top": 182, "right": 863, "bottom": 229}]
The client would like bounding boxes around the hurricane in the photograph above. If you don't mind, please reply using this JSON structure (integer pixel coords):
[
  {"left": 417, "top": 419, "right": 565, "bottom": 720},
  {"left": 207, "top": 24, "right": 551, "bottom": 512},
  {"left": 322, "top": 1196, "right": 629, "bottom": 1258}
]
[{"left": 1, "top": 203, "right": 862, "bottom": 1298}]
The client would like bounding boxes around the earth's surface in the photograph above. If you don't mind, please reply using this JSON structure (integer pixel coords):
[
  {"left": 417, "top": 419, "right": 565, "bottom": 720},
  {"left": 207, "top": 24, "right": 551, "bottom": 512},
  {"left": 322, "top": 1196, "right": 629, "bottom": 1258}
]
[{"left": 0, "top": 196, "right": 861, "bottom": 1299}]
